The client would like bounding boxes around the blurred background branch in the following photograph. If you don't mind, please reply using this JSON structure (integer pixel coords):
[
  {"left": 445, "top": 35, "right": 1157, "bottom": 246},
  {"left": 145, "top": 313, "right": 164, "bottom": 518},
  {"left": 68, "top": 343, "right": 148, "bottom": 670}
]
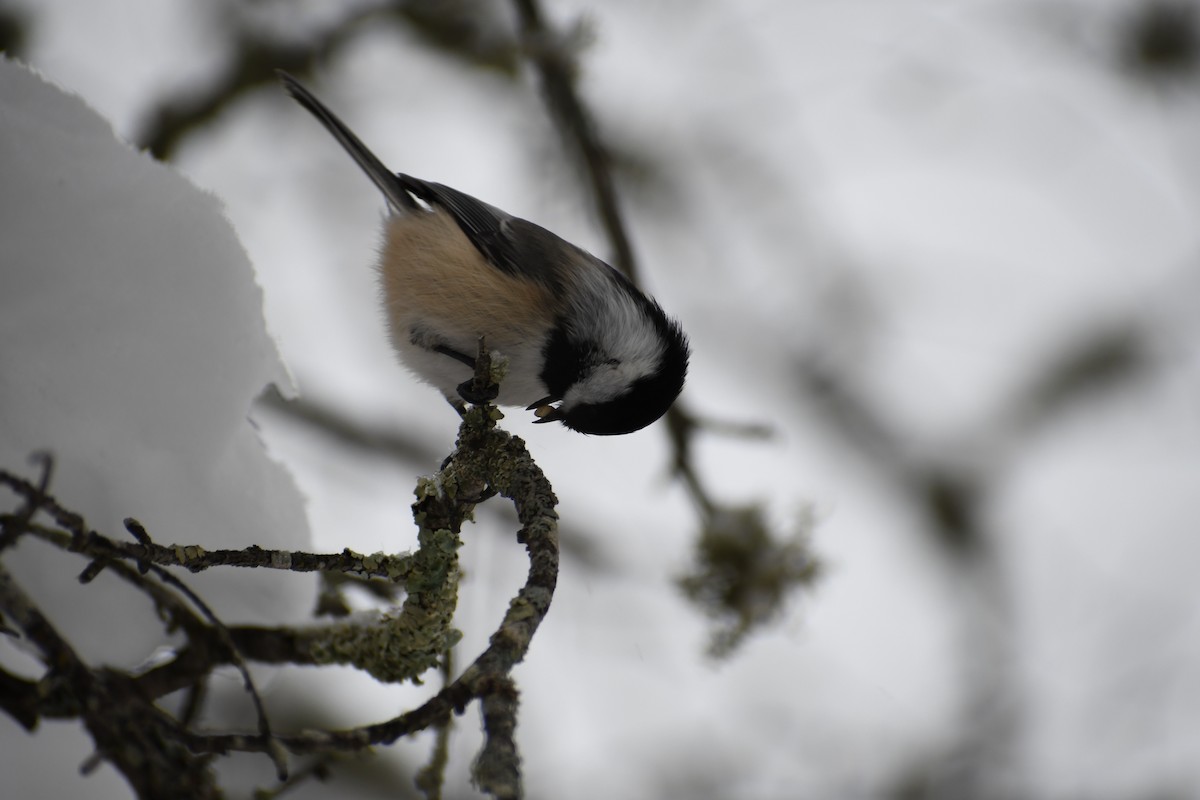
[{"left": 5, "top": 0, "right": 1200, "bottom": 797}]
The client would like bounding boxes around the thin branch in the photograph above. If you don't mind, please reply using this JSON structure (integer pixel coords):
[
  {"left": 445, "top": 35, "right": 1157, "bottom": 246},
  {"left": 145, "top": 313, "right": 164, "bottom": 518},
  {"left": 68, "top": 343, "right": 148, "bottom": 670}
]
[
  {"left": 257, "top": 386, "right": 441, "bottom": 465},
  {"left": 508, "top": 0, "right": 774, "bottom": 521},
  {"left": 1, "top": 348, "right": 558, "bottom": 798},
  {"left": 0, "top": 500, "right": 417, "bottom": 584},
  {"left": 511, "top": 0, "right": 639, "bottom": 282},
  {"left": 185, "top": 353, "right": 560, "bottom": 790},
  {"left": 472, "top": 678, "right": 522, "bottom": 799},
  {"left": 0, "top": 561, "right": 220, "bottom": 797}
]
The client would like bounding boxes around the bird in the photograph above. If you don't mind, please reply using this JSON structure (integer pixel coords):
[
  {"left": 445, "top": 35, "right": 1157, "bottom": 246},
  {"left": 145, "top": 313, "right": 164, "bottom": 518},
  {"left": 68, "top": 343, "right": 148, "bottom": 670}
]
[{"left": 279, "top": 72, "right": 688, "bottom": 435}]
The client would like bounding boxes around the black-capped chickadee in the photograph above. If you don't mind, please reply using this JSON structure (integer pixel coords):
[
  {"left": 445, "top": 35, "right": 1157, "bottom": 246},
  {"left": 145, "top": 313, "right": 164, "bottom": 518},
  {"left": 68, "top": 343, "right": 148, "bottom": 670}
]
[{"left": 279, "top": 73, "right": 688, "bottom": 435}]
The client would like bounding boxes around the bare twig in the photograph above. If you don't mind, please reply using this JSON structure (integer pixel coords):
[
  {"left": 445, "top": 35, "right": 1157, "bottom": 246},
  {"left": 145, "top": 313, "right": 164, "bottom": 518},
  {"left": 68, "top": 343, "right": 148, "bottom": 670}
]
[
  {"left": 512, "top": 0, "right": 639, "bottom": 282},
  {"left": 257, "top": 386, "right": 442, "bottom": 465}
]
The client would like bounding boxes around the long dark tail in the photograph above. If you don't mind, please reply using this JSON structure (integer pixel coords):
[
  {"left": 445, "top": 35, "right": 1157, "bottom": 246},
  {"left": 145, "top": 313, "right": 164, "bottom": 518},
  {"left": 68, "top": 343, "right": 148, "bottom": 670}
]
[{"left": 277, "top": 71, "right": 417, "bottom": 213}]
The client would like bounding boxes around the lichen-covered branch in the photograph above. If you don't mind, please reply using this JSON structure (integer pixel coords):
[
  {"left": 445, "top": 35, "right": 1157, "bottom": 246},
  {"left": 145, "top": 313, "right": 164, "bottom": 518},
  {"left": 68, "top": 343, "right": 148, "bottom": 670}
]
[
  {"left": 185, "top": 355, "right": 560, "bottom": 772},
  {"left": 0, "top": 561, "right": 222, "bottom": 798},
  {"left": 0, "top": 348, "right": 559, "bottom": 799}
]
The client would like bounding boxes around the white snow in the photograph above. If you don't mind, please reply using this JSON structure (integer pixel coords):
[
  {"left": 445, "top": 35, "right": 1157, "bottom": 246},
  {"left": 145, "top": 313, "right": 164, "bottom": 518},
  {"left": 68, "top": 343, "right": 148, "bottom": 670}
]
[{"left": 0, "top": 59, "right": 311, "bottom": 655}]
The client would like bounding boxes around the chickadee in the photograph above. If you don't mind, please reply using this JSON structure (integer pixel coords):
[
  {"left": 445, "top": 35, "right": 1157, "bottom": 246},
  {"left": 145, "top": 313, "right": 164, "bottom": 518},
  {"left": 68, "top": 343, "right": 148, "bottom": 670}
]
[{"left": 279, "top": 72, "right": 688, "bottom": 435}]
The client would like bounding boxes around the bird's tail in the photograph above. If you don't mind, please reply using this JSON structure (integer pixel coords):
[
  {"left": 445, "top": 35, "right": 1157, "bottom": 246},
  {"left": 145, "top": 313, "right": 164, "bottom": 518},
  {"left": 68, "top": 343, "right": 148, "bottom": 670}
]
[{"left": 277, "top": 71, "right": 417, "bottom": 214}]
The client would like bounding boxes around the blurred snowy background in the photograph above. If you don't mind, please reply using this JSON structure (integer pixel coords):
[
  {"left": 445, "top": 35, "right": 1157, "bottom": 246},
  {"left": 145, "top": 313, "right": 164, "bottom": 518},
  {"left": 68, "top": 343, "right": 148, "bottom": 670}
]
[{"left": 2, "top": 0, "right": 1200, "bottom": 798}]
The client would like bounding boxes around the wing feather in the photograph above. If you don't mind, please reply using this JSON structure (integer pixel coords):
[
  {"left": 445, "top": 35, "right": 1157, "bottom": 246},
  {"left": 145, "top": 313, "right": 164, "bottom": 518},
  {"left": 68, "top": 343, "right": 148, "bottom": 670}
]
[{"left": 397, "top": 176, "right": 568, "bottom": 292}]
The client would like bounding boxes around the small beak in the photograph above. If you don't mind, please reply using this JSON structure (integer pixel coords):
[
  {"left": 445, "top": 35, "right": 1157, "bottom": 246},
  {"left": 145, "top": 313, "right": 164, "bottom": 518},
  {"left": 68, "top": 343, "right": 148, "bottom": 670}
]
[
  {"left": 532, "top": 405, "right": 565, "bottom": 424},
  {"left": 528, "top": 396, "right": 565, "bottom": 424}
]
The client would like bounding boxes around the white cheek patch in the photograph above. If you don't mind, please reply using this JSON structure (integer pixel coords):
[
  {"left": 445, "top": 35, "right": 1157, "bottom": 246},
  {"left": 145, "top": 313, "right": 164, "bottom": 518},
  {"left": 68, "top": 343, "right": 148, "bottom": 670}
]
[
  {"left": 563, "top": 355, "right": 658, "bottom": 408},
  {"left": 557, "top": 264, "right": 669, "bottom": 410}
]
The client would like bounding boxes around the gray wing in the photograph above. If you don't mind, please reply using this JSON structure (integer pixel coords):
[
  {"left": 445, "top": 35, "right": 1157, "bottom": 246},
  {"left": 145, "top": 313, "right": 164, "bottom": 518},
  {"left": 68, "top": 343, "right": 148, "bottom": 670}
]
[{"left": 397, "top": 175, "right": 570, "bottom": 293}]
